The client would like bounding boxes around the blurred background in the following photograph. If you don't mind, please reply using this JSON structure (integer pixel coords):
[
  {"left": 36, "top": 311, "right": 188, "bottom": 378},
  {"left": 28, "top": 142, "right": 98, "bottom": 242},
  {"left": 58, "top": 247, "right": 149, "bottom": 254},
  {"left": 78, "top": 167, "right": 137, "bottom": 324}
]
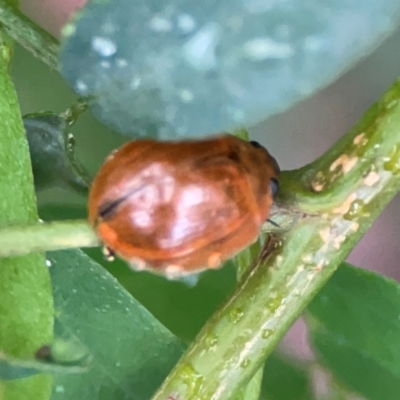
[{"left": 10, "top": 6, "right": 400, "bottom": 369}]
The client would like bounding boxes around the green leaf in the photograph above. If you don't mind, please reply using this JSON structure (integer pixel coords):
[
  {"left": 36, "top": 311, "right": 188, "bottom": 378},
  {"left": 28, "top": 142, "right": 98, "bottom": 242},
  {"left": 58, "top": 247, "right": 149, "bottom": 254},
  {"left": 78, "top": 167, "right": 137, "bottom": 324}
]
[
  {"left": 48, "top": 249, "right": 184, "bottom": 400},
  {"left": 0, "top": 39, "right": 53, "bottom": 398},
  {"left": 260, "top": 353, "right": 312, "bottom": 400},
  {"left": 59, "top": 0, "right": 400, "bottom": 139},
  {"left": 85, "top": 246, "right": 237, "bottom": 340},
  {"left": 306, "top": 263, "right": 400, "bottom": 400},
  {"left": 25, "top": 112, "right": 91, "bottom": 194}
]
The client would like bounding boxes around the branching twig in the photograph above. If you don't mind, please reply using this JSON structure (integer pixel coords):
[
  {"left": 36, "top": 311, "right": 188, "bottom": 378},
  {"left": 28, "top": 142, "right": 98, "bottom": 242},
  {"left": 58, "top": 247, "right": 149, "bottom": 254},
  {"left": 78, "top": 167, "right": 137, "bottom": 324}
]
[{"left": 0, "top": 1, "right": 59, "bottom": 70}]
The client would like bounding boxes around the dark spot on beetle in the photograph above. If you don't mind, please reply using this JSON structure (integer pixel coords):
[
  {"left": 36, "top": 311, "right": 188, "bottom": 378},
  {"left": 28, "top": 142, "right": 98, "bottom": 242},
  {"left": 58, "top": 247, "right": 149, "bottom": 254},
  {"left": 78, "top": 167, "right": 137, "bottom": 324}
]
[
  {"left": 98, "top": 199, "right": 124, "bottom": 220},
  {"left": 98, "top": 185, "right": 149, "bottom": 220},
  {"left": 227, "top": 151, "right": 240, "bottom": 162}
]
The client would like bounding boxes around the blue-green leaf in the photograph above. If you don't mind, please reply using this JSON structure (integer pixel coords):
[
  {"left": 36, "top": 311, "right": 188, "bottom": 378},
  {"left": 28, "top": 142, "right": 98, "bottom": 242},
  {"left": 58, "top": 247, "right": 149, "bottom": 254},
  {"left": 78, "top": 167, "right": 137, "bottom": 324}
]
[
  {"left": 60, "top": 0, "right": 400, "bottom": 139},
  {"left": 48, "top": 249, "right": 184, "bottom": 400}
]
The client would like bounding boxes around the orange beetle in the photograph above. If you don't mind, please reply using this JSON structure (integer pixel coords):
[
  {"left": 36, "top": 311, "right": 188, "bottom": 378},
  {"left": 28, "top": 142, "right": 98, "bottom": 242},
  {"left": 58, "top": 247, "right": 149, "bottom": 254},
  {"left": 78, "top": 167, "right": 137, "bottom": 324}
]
[{"left": 88, "top": 134, "right": 279, "bottom": 278}]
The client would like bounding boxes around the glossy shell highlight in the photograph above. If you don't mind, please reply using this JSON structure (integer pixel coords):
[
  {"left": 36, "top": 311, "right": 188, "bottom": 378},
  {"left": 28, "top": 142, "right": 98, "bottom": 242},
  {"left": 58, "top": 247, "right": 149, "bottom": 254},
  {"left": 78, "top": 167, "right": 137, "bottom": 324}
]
[{"left": 88, "top": 134, "right": 279, "bottom": 278}]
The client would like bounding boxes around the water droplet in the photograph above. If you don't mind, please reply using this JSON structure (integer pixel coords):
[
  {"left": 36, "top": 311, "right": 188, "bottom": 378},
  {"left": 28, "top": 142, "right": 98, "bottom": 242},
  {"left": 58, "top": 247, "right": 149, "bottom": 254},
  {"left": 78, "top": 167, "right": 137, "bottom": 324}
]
[
  {"left": 267, "top": 296, "right": 281, "bottom": 311},
  {"left": 100, "top": 60, "right": 111, "bottom": 69},
  {"left": 383, "top": 145, "right": 400, "bottom": 175},
  {"left": 62, "top": 23, "right": 76, "bottom": 37},
  {"left": 91, "top": 36, "right": 117, "bottom": 57},
  {"left": 75, "top": 80, "right": 88, "bottom": 94},
  {"left": 179, "top": 89, "right": 194, "bottom": 103},
  {"left": 116, "top": 361, "right": 121, "bottom": 367},
  {"left": 261, "top": 328, "right": 273, "bottom": 339},
  {"left": 344, "top": 199, "right": 365, "bottom": 220},
  {"left": 177, "top": 13, "right": 196, "bottom": 34},
  {"left": 149, "top": 15, "right": 173, "bottom": 32},
  {"left": 240, "top": 358, "right": 250, "bottom": 368},
  {"left": 178, "top": 273, "right": 199, "bottom": 287},
  {"left": 183, "top": 23, "right": 220, "bottom": 71},
  {"left": 229, "top": 308, "right": 244, "bottom": 323},
  {"left": 55, "top": 385, "right": 65, "bottom": 393},
  {"left": 45, "top": 260, "right": 52, "bottom": 267},
  {"left": 205, "top": 333, "right": 218, "bottom": 347},
  {"left": 116, "top": 58, "right": 128, "bottom": 68},
  {"left": 303, "top": 36, "right": 323, "bottom": 52},
  {"left": 130, "top": 76, "right": 142, "bottom": 89},
  {"left": 243, "top": 37, "right": 294, "bottom": 61},
  {"left": 176, "top": 363, "right": 204, "bottom": 393}
]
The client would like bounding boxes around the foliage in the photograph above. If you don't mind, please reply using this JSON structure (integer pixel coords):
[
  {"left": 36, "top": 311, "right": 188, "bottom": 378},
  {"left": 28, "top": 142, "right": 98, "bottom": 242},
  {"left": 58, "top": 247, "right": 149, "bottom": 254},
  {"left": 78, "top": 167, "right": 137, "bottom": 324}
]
[{"left": 0, "top": 3, "right": 400, "bottom": 400}]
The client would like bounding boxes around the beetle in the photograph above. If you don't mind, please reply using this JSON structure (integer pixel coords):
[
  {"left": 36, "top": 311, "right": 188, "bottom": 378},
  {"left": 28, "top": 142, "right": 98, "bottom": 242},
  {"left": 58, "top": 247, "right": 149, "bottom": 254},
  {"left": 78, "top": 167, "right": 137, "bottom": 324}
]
[{"left": 88, "top": 134, "right": 279, "bottom": 278}]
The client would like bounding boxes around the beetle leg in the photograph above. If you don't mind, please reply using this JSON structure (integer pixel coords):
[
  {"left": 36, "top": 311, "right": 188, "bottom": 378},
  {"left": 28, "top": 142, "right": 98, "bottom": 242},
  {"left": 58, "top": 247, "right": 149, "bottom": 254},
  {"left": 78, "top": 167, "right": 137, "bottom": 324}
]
[{"left": 102, "top": 246, "right": 115, "bottom": 262}]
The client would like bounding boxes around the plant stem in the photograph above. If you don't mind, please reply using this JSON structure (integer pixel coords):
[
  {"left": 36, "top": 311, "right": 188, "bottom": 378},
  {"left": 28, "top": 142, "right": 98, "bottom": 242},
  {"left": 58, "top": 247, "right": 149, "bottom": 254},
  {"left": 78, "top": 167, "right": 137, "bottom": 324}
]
[
  {"left": 0, "top": 207, "right": 296, "bottom": 259},
  {"left": 0, "top": 220, "right": 99, "bottom": 257},
  {"left": 0, "top": 1, "right": 59, "bottom": 70},
  {"left": 151, "top": 78, "right": 400, "bottom": 400}
]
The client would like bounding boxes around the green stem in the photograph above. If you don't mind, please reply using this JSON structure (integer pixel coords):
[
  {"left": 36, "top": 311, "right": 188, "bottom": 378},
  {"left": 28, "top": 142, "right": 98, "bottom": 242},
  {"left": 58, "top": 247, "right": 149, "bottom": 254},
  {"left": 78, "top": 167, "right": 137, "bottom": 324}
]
[
  {"left": 151, "top": 78, "right": 400, "bottom": 400},
  {"left": 0, "top": 208, "right": 296, "bottom": 259},
  {"left": 0, "top": 220, "right": 99, "bottom": 257},
  {"left": 0, "top": 1, "right": 59, "bottom": 70}
]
